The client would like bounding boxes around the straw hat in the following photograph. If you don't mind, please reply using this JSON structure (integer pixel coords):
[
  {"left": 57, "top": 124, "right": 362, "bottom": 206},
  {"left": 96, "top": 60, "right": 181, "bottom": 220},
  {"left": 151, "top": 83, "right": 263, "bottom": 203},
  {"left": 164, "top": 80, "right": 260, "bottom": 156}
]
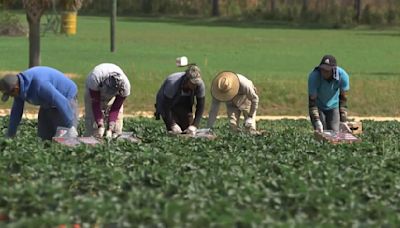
[{"left": 211, "top": 71, "right": 240, "bottom": 102}]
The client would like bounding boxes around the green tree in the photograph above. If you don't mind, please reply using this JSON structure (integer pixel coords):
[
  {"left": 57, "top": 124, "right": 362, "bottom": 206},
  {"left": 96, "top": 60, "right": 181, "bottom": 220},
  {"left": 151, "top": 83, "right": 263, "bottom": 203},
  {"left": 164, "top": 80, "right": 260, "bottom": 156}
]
[{"left": 22, "top": 0, "right": 52, "bottom": 67}]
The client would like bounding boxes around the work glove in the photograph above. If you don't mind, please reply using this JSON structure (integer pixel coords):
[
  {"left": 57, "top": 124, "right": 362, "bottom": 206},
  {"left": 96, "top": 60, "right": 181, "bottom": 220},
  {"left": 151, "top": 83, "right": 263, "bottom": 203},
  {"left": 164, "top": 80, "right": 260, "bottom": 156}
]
[
  {"left": 105, "top": 121, "right": 120, "bottom": 139},
  {"left": 314, "top": 119, "right": 323, "bottom": 132},
  {"left": 94, "top": 126, "right": 105, "bottom": 138},
  {"left": 245, "top": 118, "right": 254, "bottom": 128},
  {"left": 184, "top": 125, "right": 197, "bottom": 135},
  {"left": 108, "top": 121, "right": 116, "bottom": 132},
  {"left": 67, "top": 126, "right": 79, "bottom": 138},
  {"left": 339, "top": 122, "right": 351, "bottom": 133},
  {"left": 170, "top": 124, "right": 182, "bottom": 134},
  {"left": 339, "top": 107, "right": 348, "bottom": 122}
]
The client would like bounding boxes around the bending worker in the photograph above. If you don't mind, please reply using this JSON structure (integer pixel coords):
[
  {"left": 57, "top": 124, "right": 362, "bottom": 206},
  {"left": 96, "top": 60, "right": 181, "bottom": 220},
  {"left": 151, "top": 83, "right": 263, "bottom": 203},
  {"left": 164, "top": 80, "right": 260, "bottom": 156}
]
[
  {"left": 308, "top": 54, "right": 350, "bottom": 132},
  {"left": 0, "top": 66, "right": 78, "bottom": 140},
  {"left": 207, "top": 71, "right": 259, "bottom": 134},
  {"left": 155, "top": 64, "right": 205, "bottom": 134},
  {"left": 84, "top": 63, "right": 131, "bottom": 138}
]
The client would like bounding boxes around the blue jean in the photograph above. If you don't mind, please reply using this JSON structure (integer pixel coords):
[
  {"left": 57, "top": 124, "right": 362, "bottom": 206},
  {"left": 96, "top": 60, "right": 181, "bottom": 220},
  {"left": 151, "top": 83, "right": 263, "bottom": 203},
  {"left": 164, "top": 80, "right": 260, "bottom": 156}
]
[
  {"left": 37, "top": 98, "right": 78, "bottom": 140},
  {"left": 317, "top": 107, "right": 340, "bottom": 132}
]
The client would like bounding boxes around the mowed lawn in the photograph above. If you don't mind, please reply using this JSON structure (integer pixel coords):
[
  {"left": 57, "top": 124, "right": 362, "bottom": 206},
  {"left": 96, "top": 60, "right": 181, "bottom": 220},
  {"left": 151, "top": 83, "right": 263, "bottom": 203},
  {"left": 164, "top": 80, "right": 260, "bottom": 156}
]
[{"left": 0, "top": 15, "right": 399, "bottom": 116}]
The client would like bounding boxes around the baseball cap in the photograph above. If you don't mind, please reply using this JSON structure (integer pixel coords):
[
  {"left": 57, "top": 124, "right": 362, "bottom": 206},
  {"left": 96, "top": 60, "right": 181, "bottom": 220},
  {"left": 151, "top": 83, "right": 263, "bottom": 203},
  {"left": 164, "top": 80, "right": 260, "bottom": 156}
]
[
  {"left": 318, "top": 55, "right": 337, "bottom": 71},
  {"left": 0, "top": 74, "right": 19, "bottom": 102},
  {"left": 186, "top": 65, "right": 202, "bottom": 85}
]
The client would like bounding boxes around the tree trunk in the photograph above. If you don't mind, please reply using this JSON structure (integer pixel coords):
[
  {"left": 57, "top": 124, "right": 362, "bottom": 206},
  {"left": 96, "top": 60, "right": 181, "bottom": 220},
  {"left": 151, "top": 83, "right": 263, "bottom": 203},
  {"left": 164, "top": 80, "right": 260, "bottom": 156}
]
[
  {"left": 141, "top": 0, "right": 152, "bottom": 14},
  {"left": 27, "top": 13, "right": 41, "bottom": 67},
  {"left": 354, "top": 0, "right": 362, "bottom": 22},
  {"left": 302, "top": 0, "right": 308, "bottom": 12},
  {"left": 211, "top": 0, "right": 219, "bottom": 17},
  {"left": 270, "top": 0, "right": 276, "bottom": 13},
  {"left": 23, "top": 0, "right": 50, "bottom": 68},
  {"left": 110, "top": 0, "right": 116, "bottom": 52}
]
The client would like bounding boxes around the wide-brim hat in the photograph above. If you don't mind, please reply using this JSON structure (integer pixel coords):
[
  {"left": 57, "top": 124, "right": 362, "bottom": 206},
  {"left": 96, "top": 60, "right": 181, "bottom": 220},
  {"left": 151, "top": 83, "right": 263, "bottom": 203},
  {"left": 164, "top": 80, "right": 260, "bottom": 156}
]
[{"left": 211, "top": 71, "right": 240, "bottom": 102}]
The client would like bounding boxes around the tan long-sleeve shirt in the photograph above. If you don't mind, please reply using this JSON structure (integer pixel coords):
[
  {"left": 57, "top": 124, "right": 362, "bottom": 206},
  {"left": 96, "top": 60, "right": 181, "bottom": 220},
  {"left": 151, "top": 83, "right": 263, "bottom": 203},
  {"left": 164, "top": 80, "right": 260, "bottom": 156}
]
[{"left": 207, "top": 74, "right": 258, "bottom": 128}]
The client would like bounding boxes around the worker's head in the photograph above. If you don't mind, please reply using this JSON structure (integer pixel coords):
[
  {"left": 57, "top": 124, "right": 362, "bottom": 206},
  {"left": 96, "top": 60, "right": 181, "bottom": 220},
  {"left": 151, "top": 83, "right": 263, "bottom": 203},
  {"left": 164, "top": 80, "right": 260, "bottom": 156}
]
[
  {"left": 211, "top": 71, "right": 240, "bottom": 102},
  {"left": 184, "top": 65, "right": 202, "bottom": 90},
  {"left": 318, "top": 55, "right": 337, "bottom": 80},
  {"left": 0, "top": 74, "right": 20, "bottom": 102}
]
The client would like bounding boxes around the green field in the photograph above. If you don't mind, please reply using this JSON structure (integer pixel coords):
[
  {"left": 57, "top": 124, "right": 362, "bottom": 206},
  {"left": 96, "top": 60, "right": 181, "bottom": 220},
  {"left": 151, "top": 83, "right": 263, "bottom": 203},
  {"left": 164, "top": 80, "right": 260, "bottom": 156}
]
[
  {"left": 0, "top": 117, "right": 399, "bottom": 226},
  {"left": 0, "top": 15, "right": 399, "bottom": 116}
]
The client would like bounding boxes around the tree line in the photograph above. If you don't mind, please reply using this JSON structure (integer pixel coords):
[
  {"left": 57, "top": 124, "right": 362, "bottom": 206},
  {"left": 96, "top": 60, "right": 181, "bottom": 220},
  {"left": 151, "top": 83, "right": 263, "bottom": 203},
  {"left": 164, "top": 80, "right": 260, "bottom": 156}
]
[{"left": 2, "top": 0, "right": 400, "bottom": 26}]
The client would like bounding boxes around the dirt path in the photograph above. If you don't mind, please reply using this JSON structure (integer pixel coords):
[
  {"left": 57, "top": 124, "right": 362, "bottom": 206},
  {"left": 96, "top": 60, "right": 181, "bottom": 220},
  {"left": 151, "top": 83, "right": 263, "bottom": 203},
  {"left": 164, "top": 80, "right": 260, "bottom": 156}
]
[{"left": 0, "top": 109, "right": 399, "bottom": 121}]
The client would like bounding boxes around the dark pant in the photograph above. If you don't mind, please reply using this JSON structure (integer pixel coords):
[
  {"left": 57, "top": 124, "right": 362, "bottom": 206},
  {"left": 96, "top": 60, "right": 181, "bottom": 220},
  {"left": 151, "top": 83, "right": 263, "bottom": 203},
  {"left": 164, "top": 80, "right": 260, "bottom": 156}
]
[
  {"left": 38, "top": 99, "right": 78, "bottom": 140},
  {"left": 318, "top": 108, "right": 340, "bottom": 132},
  {"left": 162, "top": 105, "right": 193, "bottom": 131},
  {"left": 171, "top": 105, "right": 193, "bottom": 131}
]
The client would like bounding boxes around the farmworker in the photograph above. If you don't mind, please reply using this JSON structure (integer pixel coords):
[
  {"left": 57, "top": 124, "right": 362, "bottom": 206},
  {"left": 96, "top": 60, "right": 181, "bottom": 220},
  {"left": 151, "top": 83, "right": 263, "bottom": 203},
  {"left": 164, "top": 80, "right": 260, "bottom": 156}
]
[
  {"left": 155, "top": 64, "right": 205, "bottom": 135},
  {"left": 84, "top": 63, "right": 131, "bottom": 139},
  {"left": 308, "top": 54, "right": 350, "bottom": 132},
  {"left": 0, "top": 66, "right": 78, "bottom": 140},
  {"left": 207, "top": 71, "right": 259, "bottom": 134}
]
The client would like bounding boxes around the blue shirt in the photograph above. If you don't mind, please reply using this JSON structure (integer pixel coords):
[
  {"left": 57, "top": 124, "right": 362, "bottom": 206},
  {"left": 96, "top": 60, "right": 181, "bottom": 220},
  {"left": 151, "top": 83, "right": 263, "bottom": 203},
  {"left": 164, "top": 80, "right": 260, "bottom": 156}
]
[
  {"left": 8, "top": 66, "right": 78, "bottom": 136},
  {"left": 308, "top": 66, "right": 350, "bottom": 110}
]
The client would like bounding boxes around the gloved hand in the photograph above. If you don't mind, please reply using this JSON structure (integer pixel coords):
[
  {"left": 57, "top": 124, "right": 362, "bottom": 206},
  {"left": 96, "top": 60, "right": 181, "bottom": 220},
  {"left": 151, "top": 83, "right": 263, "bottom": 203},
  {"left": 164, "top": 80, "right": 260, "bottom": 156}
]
[
  {"left": 339, "top": 122, "right": 351, "bottom": 133},
  {"left": 108, "top": 121, "right": 116, "bottom": 132},
  {"left": 105, "top": 129, "right": 112, "bottom": 139},
  {"left": 67, "top": 126, "right": 79, "bottom": 138},
  {"left": 245, "top": 118, "right": 254, "bottom": 128},
  {"left": 105, "top": 121, "right": 120, "bottom": 139},
  {"left": 94, "top": 126, "right": 105, "bottom": 138},
  {"left": 184, "top": 125, "right": 197, "bottom": 135},
  {"left": 339, "top": 108, "right": 347, "bottom": 122},
  {"left": 170, "top": 124, "right": 182, "bottom": 134},
  {"left": 314, "top": 119, "right": 323, "bottom": 132}
]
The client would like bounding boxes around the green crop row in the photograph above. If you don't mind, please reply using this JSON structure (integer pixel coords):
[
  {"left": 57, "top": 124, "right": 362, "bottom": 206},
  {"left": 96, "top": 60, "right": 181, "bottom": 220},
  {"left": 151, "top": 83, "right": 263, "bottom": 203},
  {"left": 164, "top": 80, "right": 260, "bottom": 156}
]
[{"left": 0, "top": 117, "right": 399, "bottom": 227}]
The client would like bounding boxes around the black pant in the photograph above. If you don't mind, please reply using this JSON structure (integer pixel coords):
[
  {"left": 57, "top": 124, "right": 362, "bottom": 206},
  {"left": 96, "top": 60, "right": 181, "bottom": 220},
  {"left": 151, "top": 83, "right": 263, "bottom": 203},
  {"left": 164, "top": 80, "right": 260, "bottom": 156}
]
[
  {"left": 37, "top": 99, "right": 78, "bottom": 140},
  {"left": 163, "top": 96, "right": 194, "bottom": 131},
  {"left": 169, "top": 105, "right": 193, "bottom": 131}
]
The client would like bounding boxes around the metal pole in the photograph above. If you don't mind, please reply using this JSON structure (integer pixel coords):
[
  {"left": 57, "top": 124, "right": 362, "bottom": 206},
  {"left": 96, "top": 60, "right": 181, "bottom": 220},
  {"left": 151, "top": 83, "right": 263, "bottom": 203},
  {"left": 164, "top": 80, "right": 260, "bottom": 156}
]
[{"left": 111, "top": 0, "right": 117, "bottom": 52}]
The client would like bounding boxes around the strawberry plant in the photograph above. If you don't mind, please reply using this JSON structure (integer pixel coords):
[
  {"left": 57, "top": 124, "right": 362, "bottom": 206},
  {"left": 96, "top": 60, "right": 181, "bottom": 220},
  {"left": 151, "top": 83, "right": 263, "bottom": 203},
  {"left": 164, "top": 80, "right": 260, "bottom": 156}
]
[{"left": 1, "top": 117, "right": 399, "bottom": 226}]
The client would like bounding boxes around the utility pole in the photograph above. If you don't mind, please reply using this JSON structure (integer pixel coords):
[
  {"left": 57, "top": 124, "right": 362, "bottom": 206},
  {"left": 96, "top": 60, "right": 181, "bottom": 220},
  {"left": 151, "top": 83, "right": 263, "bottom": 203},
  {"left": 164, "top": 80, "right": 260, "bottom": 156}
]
[{"left": 111, "top": 0, "right": 117, "bottom": 52}]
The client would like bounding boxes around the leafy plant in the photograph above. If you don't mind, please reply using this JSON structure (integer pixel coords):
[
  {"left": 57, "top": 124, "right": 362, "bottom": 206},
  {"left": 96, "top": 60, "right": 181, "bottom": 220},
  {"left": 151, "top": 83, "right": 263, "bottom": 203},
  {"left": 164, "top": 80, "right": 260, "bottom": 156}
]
[{"left": 1, "top": 117, "right": 399, "bottom": 226}]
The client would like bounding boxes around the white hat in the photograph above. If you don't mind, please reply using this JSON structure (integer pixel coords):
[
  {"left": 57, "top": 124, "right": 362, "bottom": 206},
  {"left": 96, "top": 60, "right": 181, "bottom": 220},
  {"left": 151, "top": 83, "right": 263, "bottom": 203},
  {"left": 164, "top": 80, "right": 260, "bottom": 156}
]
[
  {"left": 176, "top": 56, "right": 188, "bottom": 67},
  {"left": 211, "top": 71, "right": 240, "bottom": 102}
]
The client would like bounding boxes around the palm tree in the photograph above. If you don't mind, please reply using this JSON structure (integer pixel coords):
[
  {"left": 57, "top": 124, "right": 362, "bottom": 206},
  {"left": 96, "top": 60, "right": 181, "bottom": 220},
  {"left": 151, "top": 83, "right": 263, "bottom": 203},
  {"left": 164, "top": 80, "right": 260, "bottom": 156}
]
[
  {"left": 21, "top": 0, "right": 91, "bottom": 67},
  {"left": 58, "top": 0, "right": 92, "bottom": 35},
  {"left": 22, "top": 0, "right": 52, "bottom": 67},
  {"left": 59, "top": 0, "right": 83, "bottom": 11}
]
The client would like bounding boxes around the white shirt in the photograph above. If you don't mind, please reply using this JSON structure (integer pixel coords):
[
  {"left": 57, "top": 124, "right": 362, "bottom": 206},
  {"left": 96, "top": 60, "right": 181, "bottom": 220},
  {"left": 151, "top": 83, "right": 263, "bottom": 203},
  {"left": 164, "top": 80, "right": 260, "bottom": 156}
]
[{"left": 86, "top": 63, "right": 131, "bottom": 101}]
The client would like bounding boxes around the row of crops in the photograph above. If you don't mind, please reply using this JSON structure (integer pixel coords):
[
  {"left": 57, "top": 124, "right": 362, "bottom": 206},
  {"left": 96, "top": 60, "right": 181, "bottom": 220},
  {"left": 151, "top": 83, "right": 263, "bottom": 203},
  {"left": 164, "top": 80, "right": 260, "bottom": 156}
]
[{"left": 1, "top": 117, "right": 399, "bottom": 227}]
